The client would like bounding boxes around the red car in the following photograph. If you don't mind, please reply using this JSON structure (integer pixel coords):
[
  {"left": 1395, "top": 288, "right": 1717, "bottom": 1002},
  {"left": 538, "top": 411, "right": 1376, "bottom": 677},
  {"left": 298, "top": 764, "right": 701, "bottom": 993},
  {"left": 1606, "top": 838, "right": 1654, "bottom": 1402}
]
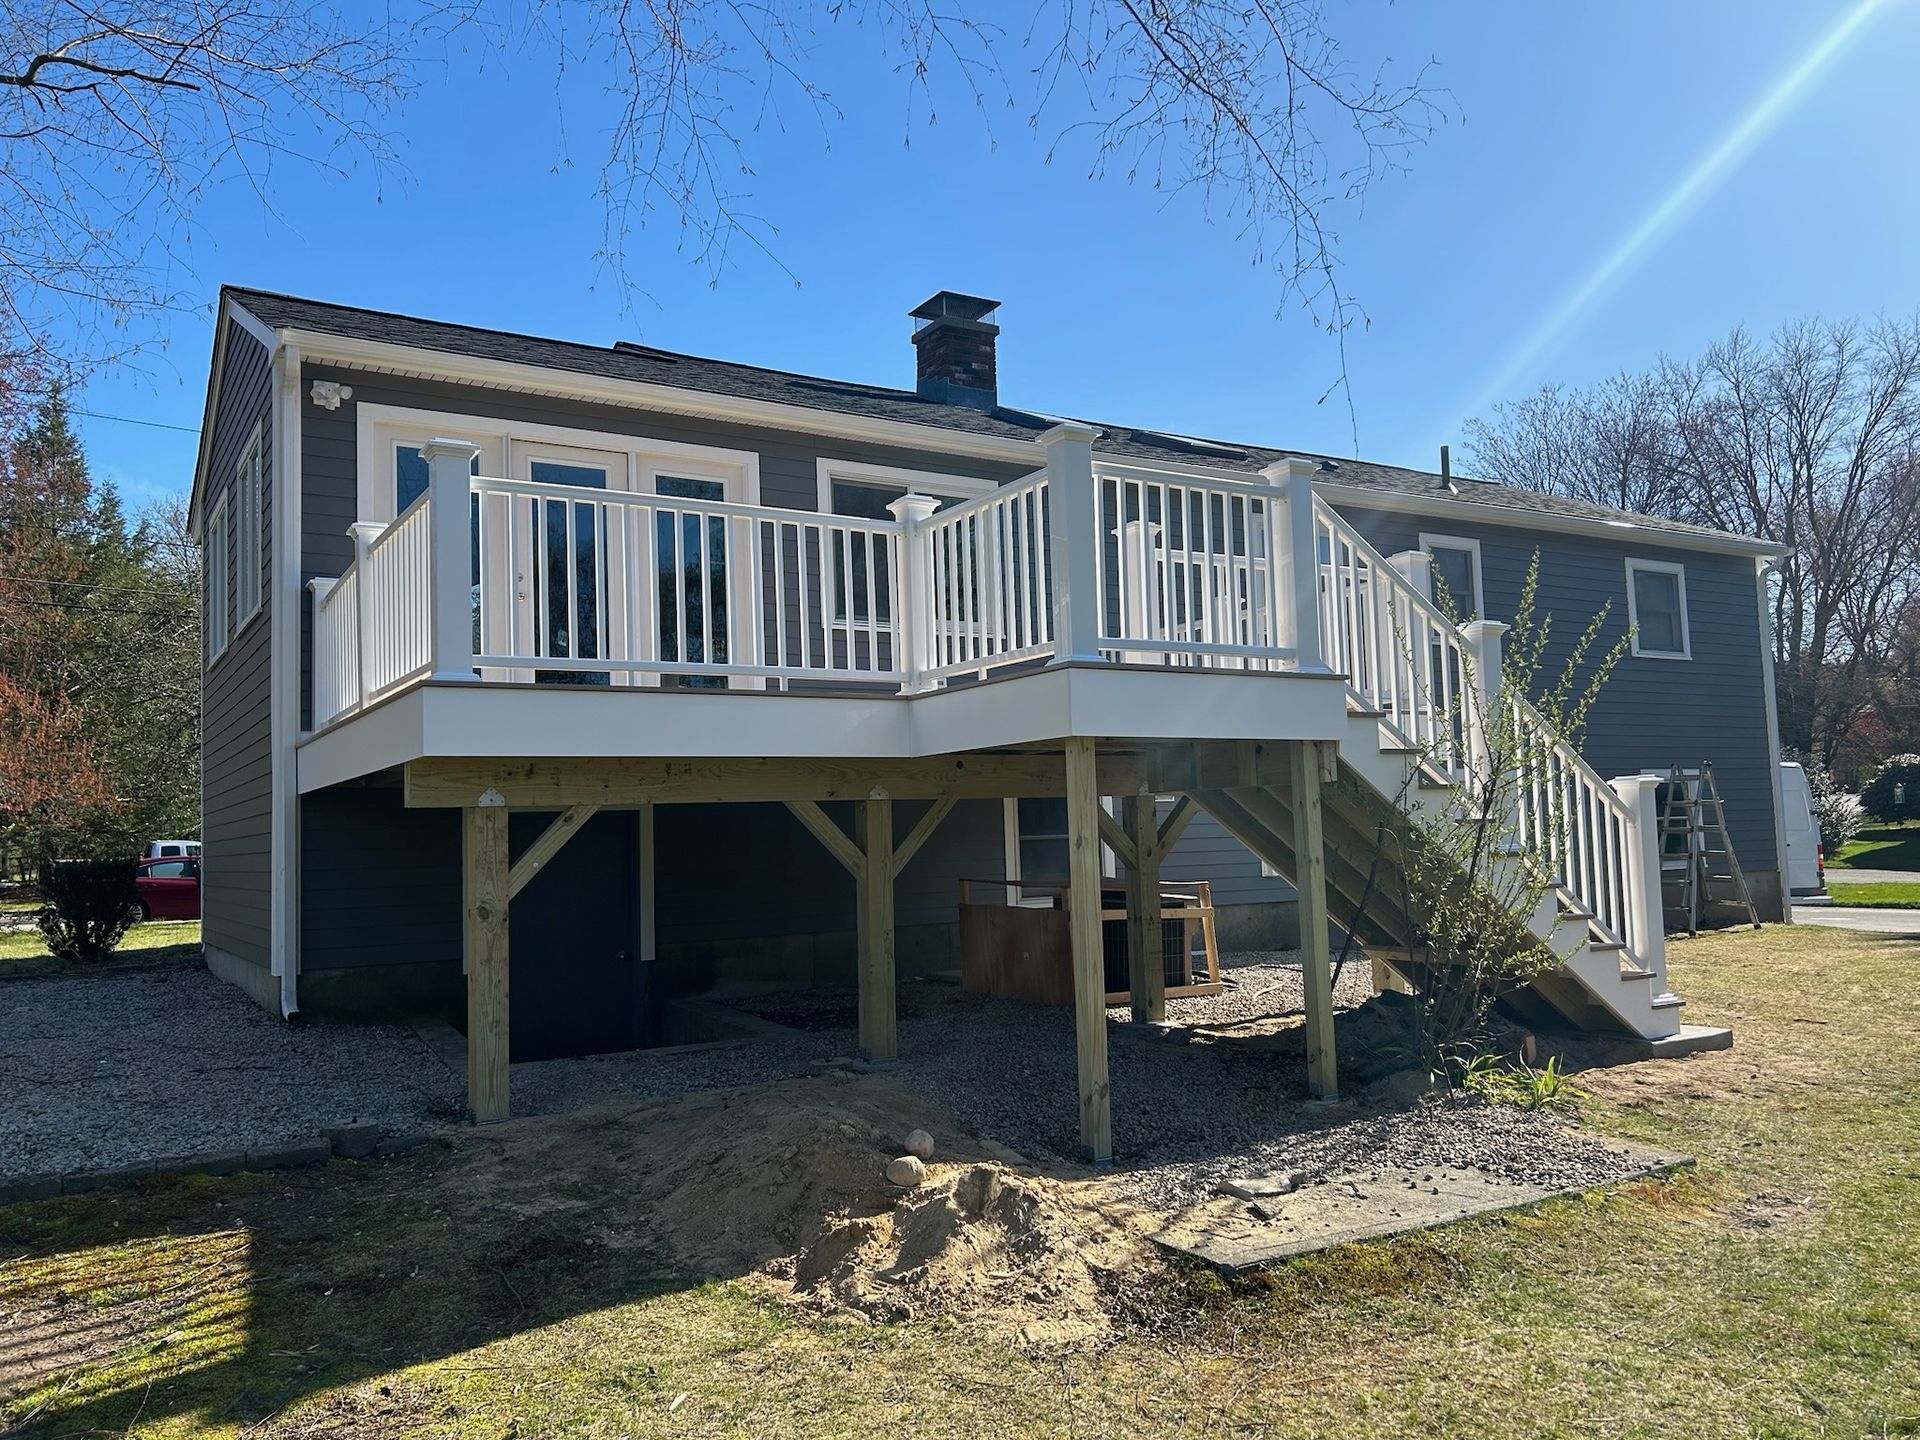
[{"left": 135, "top": 856, "right": 201, "bottom": 921}]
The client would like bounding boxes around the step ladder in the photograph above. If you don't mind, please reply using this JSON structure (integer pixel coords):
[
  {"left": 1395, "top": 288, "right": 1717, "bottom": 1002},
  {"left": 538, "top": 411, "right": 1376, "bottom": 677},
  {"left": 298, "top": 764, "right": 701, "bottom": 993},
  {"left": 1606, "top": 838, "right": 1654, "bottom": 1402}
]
[{"left": 1658, "top": 762, "right": 1760, "bottom": 935}]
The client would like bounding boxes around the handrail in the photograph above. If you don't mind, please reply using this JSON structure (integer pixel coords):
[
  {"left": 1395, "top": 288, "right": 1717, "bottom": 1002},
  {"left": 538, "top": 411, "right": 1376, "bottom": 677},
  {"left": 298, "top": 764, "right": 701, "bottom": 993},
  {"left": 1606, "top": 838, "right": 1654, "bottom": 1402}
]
[
  {"left": 1312, "top": 494, "right": 1647, "bottom": 961},
  {"left": 1313, "top": 496, "right": 1474, "bottom": 771}
]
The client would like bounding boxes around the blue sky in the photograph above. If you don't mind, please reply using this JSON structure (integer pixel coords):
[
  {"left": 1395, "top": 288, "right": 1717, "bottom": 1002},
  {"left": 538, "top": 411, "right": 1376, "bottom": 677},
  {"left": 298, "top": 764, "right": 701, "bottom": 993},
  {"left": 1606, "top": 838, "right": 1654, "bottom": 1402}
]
[{"left": 68, "top": 0, "right": 1920, "bottom": 511}]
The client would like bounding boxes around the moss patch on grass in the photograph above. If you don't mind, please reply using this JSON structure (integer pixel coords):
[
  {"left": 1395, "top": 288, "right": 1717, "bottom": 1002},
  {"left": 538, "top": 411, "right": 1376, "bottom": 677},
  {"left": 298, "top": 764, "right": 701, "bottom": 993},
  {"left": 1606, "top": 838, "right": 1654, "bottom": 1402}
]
[{"left": 4, "top": 925, "right": 1919, "bottom": 1438}]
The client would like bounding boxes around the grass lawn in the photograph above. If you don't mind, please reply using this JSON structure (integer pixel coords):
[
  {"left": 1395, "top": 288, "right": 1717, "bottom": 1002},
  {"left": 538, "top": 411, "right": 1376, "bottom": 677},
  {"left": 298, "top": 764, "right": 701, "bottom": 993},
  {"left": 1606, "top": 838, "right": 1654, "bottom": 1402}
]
[
  {"left": 1830, "top": 822, "right": 1920, "bottom": 871},
  {"left": 1826, "top": 882, "right": 1920, "bottom": 908},
  {"left": 4, "top": 925, "right": 1918, "bottom": 1437},
  {"left": 0, "top": 919, "right": 202, "bottom": 975}
]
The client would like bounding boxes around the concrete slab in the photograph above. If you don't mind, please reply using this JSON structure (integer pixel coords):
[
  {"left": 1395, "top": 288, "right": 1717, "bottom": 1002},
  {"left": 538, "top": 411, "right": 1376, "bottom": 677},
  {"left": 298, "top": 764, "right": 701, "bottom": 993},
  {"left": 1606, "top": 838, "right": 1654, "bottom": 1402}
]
[
  {"left": 1544, "top": 1023, "right": 1734, "bottom": 1067},
  {"left": 1793, "top": 905, "right": 1920, "bottom": 935},
  {"left": 1150, "top": 1143, "right": 1691, "bottom": 1273}
]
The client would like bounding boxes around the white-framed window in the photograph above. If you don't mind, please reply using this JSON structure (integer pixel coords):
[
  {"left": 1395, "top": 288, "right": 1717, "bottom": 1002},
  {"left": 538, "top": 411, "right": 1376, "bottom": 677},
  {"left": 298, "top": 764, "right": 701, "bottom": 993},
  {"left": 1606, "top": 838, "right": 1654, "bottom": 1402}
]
[
  {"left": 819, "top": 460, "right": 995, "bottom": 627},
  {"left": 234, "top": 423, "right": 264, "bottom": 631},
  {"left": 204, "top": 493, "right": 231, "bottom": 662},
  {"left": 1418, "top": 532, "right": 1485, "bottom": 620},
  {"left": 1625, "top": 557, "right": 1691, "bottom": 660},
  {"left": 1003, "top": 796, "right": 1120, "bottom": 903}
]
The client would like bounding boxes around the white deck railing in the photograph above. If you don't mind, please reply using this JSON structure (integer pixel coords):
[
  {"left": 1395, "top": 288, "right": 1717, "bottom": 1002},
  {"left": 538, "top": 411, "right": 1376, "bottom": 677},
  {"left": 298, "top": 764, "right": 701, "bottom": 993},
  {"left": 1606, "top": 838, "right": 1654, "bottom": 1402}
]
[
  {"left": 308, "top": 435, "right": 1327, "bottom": 727},
  {"left": 1095, "top": 464, "right": 1296, "bottom": 669},
  {"left": 464, "top": 478, "right": 904, "bottom": 683},
  {"left": 917, "top": 469, "right": 1053, "bottom": 682}
]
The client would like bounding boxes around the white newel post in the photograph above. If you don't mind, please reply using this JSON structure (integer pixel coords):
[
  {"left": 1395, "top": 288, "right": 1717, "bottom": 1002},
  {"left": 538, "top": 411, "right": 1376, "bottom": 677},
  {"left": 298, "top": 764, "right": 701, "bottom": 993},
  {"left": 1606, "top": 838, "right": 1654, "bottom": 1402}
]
[
  {"left": 1460, "top": 619, "right": 1509, "bottom": 819},
  {"left": 348, "top": 520, "right": 383, "bottom": 706},
  {"left": 1260, "top": 458, "right": 1324, "bottom": 672},
  {"left": 1608, "top": 775, "right": 1668, "bottom": 986},
  {"left": 1389, "top": 549, "right": 1433, "bottom": 602},
  {"left": 424, "top": 439, "right": 481, "bottom": 683},
  {"left": 887, "top": 492, "right": 941, "bottom": 694},
  {"left": 1043, "top": 423, "right": 1103, "bottom": 664}
]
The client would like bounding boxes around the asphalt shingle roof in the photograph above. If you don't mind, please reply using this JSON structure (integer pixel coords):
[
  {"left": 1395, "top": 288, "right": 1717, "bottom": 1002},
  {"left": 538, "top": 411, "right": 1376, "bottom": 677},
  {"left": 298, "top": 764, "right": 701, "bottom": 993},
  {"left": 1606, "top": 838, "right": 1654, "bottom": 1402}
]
[{"left": 226, "top": 286, "right": 1765, "bottom": 550}]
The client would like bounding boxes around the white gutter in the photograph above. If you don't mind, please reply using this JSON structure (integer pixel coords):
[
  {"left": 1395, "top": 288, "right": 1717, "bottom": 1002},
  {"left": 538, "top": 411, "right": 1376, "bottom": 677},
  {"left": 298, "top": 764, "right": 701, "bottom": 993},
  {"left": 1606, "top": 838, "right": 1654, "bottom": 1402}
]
[{"left": 1317, "top": 483, "right": 1784, "bottom": 561}]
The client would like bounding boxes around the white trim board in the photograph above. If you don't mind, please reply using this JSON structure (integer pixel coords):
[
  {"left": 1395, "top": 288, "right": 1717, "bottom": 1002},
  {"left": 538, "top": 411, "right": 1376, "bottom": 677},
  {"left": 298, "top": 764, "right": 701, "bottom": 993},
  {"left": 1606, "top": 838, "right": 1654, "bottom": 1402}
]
[
  {"left": 813, "top": 457, "right": 998, "bottom": 515},
  {"left": 294, "top": 666, "right": 1352, "bottom": 792}
]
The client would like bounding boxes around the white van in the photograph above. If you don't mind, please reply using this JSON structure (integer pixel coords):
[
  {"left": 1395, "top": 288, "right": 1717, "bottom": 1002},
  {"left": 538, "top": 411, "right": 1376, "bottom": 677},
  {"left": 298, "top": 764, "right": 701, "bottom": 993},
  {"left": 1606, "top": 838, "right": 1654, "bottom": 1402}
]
[
  {"left": 1779, "top": 763, "right": 1829, "bottom": 904},
  {"left": 146, "top": 840, "right": 202, "bottom": 860}
]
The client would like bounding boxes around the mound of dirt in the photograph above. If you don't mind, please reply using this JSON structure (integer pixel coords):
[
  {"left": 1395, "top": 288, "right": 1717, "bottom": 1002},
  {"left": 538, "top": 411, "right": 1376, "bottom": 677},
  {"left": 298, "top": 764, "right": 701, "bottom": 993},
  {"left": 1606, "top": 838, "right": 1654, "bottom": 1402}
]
[
  {"left": 458, "top": 1070, "right": 1153, "bottom": 1346},
  {"left": 779, "top": 1160, "right": 1147, "bottom": 1345}
]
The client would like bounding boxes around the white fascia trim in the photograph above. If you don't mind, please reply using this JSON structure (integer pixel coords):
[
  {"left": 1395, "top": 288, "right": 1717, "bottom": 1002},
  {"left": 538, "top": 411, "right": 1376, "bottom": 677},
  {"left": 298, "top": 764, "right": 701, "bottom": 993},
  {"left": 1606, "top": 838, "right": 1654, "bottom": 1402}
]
[
  {"left": 814, "top": 457, "right": 998, "bottom": 514},
  {"left": 285, "top": 329, "right": 1045, "bottom": 467},
  {"left": 1624, "top": 556, "right": 1693, "bottom": 660},
  {"left": 270, "top": 341, "right": 303, "bottom": 1017},
  {"left": 191, "top": 298, "right": 284, "bottom": 536},
  {"left": 1322, "top": 484, "right": 1781, "bottom": 559}
]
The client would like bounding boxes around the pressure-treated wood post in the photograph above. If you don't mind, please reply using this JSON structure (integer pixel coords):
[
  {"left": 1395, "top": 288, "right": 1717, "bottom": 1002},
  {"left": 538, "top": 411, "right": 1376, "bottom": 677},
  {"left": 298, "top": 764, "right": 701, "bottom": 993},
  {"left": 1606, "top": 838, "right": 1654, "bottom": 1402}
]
[
  {"left": 887, "top": 493, "right": 941, "bottom": 693},
  {"left": 1261, "top": 457, "right": 1325, "bottom": 672},
  {"left": 1043, "top": 423, "right": 1103, "bottom": 665},
  {"left": 1122, "top": 794, "right": 1166, "bottom": 1023},
  {"left": 424, "top": 438, "right": 481, "bottom": 683},
  {"left": 1288, "top": 740, "right": 1339, "bottom": 1099},
  {"left": 854, "top": 797, "right": 898, "bottom": 1061},
  {"left": 1065, "top": 737, "right": 1113, "bottom": 1160},
  {"left": 464, "top": 791, "right": 511, "bottom": 1123}
]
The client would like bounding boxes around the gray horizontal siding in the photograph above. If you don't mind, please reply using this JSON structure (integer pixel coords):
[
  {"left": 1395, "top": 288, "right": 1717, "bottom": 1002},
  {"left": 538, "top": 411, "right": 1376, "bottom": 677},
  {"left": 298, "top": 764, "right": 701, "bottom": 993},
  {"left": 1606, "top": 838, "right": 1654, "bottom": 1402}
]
[
  {"left": 1159, "top": 803, "right": 1296, "bottom": 906},
  {"left": 1335, "top": 503, "right": 1779, "bottom": 881},
  {"left": 202, "top": 322, "right": 273, "bottom": 966}
]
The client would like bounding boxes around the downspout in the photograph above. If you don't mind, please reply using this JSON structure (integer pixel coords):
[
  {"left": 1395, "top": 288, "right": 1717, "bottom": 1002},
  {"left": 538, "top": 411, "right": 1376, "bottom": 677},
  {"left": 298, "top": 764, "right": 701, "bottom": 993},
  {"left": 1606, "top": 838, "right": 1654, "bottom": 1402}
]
[
  {"left": 270, "top": 340, "right": 304, "bottom": 1016},
  {"left": 1756, "top": 555, "right": 1791, "bottom": 923}
]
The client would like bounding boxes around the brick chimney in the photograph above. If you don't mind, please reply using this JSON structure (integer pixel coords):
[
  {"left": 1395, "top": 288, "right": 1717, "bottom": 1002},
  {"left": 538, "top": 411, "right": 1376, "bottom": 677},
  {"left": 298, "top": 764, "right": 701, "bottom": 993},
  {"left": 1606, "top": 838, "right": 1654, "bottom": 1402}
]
[{"left": 910, "top": 292, "right": 999, "bottom": 410}]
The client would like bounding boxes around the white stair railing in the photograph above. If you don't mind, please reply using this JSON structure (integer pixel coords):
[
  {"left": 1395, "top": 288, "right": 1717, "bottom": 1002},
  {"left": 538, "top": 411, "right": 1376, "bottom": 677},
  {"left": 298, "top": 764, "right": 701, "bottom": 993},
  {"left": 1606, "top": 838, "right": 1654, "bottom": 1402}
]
[
  {"left": 1314, "top": 500, "right": 1473, "bottom": 775},
  {"left": 1312, "top": 496, "right": 1665, "bottom": 987}
]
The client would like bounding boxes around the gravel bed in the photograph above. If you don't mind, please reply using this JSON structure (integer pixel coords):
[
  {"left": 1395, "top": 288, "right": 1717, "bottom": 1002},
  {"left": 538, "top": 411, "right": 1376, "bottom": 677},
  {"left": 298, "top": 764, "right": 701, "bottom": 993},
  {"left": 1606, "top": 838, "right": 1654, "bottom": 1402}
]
[
  {"left": 880, "top": 970, "right": 1650, "bottom": 1208},
  {"left": 1106, "top": 949, "right": 1376, "bottom": 1027},
  {"left": 0, "top": 967, "right": 460, "bottom": 1180}
]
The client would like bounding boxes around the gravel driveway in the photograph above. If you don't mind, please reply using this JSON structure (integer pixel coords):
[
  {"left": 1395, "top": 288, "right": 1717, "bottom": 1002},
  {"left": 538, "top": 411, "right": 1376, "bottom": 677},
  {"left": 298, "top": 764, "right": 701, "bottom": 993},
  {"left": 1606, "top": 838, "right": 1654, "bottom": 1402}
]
[{"left": 0, "top": 966, "right": 459, "bottom": 1181}]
